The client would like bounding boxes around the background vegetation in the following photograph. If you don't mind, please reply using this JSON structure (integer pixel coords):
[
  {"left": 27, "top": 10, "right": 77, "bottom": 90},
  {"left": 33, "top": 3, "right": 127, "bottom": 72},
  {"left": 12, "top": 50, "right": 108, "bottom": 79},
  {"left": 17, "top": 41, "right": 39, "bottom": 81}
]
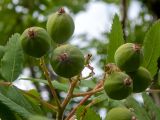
[{"left": 0, "top": 0, "right": 160, "bottom": 120}]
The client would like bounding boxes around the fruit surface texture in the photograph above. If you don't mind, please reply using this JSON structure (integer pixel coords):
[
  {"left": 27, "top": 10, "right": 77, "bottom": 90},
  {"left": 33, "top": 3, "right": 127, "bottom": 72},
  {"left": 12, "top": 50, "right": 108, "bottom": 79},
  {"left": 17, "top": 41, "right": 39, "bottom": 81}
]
[
  {"left": 106, "top": 107, "right": 132, "bottom": 120},
  {"left": 128, "top": 67, "right": 152, "bottom": 93},
  {"left": 51, "top": 44, "right": 84, "bottom": 78},
  {"left": 104, "top": 72, "right": 132, "bottom": 100},
  {"left": 114, "top": 43, "right": 143, "bottom": 72},
  {"left": 47, "top": 8, "right": 75, "bottom": 44},
  {"left": 20, "top": 27, "right": 51, "bottom": 58}
]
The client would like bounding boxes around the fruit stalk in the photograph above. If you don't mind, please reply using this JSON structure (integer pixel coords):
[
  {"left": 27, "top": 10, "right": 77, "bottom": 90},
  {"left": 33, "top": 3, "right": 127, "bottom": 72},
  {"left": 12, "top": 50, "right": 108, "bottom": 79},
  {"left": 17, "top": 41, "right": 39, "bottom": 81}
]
[
  {"left": 146, "top": 89, "right": 160, "bottom": 93},
  {"left": 65, "top": 80, "right": 103, "bottom": 120},
  {"left": 58, "top": 77, "right": 80, "bottom": 120},
  {"left": 39, "top": 57, "right": 61, "bottom": 110},
  {"left": 62, "top": 78, "right": 79, "bottom": 108},
  {"left": 0, "top": 81, "right": 12, "bottom": 86},
  {"left": 72, "top": 87, "right": 103, "bottom": 97}
]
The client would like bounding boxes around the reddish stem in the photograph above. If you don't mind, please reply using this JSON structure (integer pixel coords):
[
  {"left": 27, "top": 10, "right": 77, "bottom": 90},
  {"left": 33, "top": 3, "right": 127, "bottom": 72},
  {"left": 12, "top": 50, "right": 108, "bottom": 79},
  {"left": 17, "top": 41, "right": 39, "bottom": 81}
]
[{"left": 65, "top": 80, "right": 103, "bottom": 120}]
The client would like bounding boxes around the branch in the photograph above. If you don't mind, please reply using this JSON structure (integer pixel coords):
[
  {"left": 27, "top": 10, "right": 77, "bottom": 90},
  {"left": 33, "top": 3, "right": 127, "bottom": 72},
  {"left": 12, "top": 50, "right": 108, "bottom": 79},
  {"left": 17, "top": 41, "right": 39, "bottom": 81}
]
[
  {"left": 146, "top": 89, "right": 160, "bottom": 93},
  {"left": 0, "top": 81, "right": 12, "bottom": 86},
  {"left": 65, "top": 80, "right": 103, "bottom": 120},
  {"left": 85, "top": 54, "right": 95, "bottom": 75},
  {"left": 73, "top": 87, "right": 104, "bottom": 97},
  {"left": 39, "top": 57, "right": 61, "bottom": 109},
  {"left": 56, "top": 76, "right": 80, "bottom": 120},
  {"left": 61, "top": 78, "right": 79, "bottom": 108}
]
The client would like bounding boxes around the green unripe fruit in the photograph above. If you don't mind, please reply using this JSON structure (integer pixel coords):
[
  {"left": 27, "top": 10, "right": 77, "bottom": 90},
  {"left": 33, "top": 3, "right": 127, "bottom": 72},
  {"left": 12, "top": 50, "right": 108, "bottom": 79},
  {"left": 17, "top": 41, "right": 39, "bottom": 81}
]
[
  {"left": 20, "top": 27, "right": 51, "bottom": 58},
  {"left": 114, "top": 43, "right": 143, "bottom": 72},
  {"left": 128, "top": 67, "right": 152, "bottom": 93},
  {"left": 106, "top": 107, "right": 133, "bottom": 120},
  {"left": 47, "top": 8, "right": 75, "bottom": 44},
  {"left": 51, "top": 44, "right": 84, "bottom": 78},
  {"left": 104, "top": 72, "right": 132, "bottom": 100}
]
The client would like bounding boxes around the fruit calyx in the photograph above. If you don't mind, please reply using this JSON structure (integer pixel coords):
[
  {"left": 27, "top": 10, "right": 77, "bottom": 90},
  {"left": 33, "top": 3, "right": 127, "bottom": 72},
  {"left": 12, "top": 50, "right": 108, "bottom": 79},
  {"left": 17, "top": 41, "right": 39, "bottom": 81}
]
[
  {"left": 132, "top": 116, "right": 137, "bottom": 120},
  {"left": 124, "top": 78, "right": 132, "bottom": 86},
  {"left": 133, "top": 44, "right": 141, "bottom": 52},
  {"left": 58, "top": 7, "right": 65, "bottom": 14},
  {"left": 58, "top": 52, "right": 69, "bottom": 62},
  {"left": 105, "top": 63, "right": 121, "bottom": 74},
  {"left": 27, "top": 28, "right": 36, "bottom": 38}
]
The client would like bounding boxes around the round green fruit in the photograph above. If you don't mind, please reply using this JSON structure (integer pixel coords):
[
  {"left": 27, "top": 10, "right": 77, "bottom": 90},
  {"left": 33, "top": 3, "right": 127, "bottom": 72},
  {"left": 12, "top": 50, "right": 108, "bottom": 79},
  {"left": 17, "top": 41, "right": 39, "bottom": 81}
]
[
  {"left": 46, "top": 8, "right": 75, "bottom": 44},
  {"left": 104, "top": 72, "right": 132, "bottom": 100},
  {"left": 51, "top": 44, "right": 84, "bottom": 78},
  {"left": 20, "top": 27, "right": 51, "bottom": 58},
  {"left": 128, "top": 67, "right": 152, "bottom": 93},
  {"left": 106, "top": 107, "right": 133, "bottom": 120},
  {"left": 114, "top": 43, "right": 143, "bottom": 72}
]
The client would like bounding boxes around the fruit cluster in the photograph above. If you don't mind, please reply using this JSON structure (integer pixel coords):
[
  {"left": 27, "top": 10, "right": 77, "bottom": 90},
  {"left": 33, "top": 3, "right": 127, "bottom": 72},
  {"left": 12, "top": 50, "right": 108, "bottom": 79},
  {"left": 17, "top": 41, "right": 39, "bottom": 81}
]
[
  {"left": 105, "top": 43, "right": 152, "bottom": 120},
  {"left": 19, "top": 7, "right": 152, "bottom": 120},
  {"left": 20, "top": 8, "right": 84, "bottom": 78},
  {"left": 104, "top": 43, "right": 152, "bottom": 100}
]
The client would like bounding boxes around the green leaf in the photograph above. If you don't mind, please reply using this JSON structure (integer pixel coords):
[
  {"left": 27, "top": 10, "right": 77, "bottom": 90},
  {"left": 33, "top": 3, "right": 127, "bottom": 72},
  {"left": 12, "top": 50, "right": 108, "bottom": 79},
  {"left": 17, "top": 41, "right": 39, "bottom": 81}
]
[
  {"left": 23, "top": 89, "right": 41, "bottom": 105},
  {"left": 0, "top": 102, "right": 17, "bottom": 120},
  {"left": 0, "top": 86, "right": 43, "bottom": 117},
  {"left": 0, "top": 46, "right": 5, "bottom": 79},
  {"left": 142, "top": 93, "right": 160, "bottom": 120},
  {"left": 107, "top": 14, "right": 124, "bottom": 63},
  {"left": 0, "top": 45, "right": 5, "bottom": 61},
  {"left": 76, "top": 106, "right": 101, "bottom": 120},
  {"left": 142, "top": 20, "right": 160, "bottom": 77},
  {"left": 80, "top": 80, "right": 96, "bottom": 89},
  {"left": 104, "top": 0, "right": 121, "bottom": 4},
  {"left": 0, "top": 33, "right": 24, "bottom": 82},
  {"left": 125, "top": 96, "right": 150, "bottom": 120},
  {"left": 20, "top": 77, "right": 80, "bottom": 92},
  {"left": 28, "top": 115, "right": 51, "bottom": 120},
  {"left": 158, "top": 70, "right": 160, "bottom": 86},
  {"left": 90, "top": 92, "right": 108, "bottom": 105},
  {"left": 21, "top": 77, "right": 69, "bottom": 91},
  {"left": 0, "top": 92, "right": 32, "bottom": 119}
]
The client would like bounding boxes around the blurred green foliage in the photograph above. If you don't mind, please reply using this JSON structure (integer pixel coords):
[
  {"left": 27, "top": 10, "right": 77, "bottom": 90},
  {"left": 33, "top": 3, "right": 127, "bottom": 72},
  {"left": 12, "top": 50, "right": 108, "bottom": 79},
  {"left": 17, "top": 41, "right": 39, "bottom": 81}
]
[
  {"left": 0, "top": 0, "right": 160, "bottom": 119},
  {"left": 0, "top": 0, "right": 89, "bottom": 45}
]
